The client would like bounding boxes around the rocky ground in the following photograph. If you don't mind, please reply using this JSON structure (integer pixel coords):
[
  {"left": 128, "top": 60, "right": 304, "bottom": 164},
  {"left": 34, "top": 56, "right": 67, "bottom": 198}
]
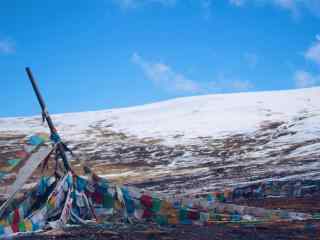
[
  {"left": 14, "top": 221, "right": 320, "bottom": 240},
  {"left": 1, "top": 114, "right": 320, "bottom": 198},
  {"left": 1, "top": 123, "right": 320, "bottom": 239}
]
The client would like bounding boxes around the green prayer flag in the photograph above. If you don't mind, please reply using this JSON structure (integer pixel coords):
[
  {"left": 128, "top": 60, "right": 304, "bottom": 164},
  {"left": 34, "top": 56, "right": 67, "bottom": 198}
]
[
  {"left": 179, "top": 208, "right": 188, "bottom": 221},
  {"left": 103, "top": 193, "right": 114, "bottom": 209},
  {"left": 8, "top": 159, "right": 21, "bottom": 167},
  {"left": 19, "top": 222, "right": 26, "bottom": 232},
  {"left": 312, "top": 213, "right": 320, "bottom": 219},
  {"left": 152, "top": 198, "right": 161, "bottom": 212},
  {"left": 155, "top": 215, "right": 168, "bottom": 225},
  {"left": 0, "top": 172, "right": 6, "bottom": 179}
]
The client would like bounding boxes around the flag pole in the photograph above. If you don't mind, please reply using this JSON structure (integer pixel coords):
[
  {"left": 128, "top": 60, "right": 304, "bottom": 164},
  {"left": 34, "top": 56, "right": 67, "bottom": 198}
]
[{"left": 25, "top": 67, "right": 71, "bottom": 172}]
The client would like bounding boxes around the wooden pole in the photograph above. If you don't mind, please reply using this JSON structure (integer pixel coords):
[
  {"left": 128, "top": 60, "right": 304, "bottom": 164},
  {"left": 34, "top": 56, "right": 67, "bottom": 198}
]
[{"left": 25, "top": 67, "right": 71, "bottom": 171}]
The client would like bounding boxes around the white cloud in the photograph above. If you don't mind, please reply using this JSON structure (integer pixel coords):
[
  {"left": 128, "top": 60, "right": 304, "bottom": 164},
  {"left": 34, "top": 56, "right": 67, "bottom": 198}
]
[
  {"left": 132, "top": 53, "right": 253, "bottom": 93},
  {"left": 132, "top": 53, "right": 200, "bottom": 93},
  {"left": 113, "top": 0, "right": 320, "bottom": 17},
  {"left": 273, "top": 0, "right": 300, "bottom": 17},
  {"left": 230, "top": 0, "right": 320, "bottom": 18},
  {"left": 305, "top": 38, "right": 320, "bottom": 66},
  {"left": 293, "top": 35, "right": 320, "bottom": 88},
  {"left": 294, "top": 70, "right": 319, "bottom": 88},
  {"left": 0, "top": 38, "right": 15, "bottom": 55}
]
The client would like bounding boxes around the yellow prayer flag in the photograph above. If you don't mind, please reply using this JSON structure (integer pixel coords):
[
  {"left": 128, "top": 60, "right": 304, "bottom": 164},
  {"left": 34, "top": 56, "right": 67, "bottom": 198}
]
[{"left": 25, "top": 220, "right": 32, "bottom": 231}]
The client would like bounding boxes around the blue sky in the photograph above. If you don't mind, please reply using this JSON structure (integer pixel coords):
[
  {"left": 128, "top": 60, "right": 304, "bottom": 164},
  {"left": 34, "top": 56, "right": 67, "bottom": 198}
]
[{"left": 0, "top": 0, "right": 319, "bottom": 117}]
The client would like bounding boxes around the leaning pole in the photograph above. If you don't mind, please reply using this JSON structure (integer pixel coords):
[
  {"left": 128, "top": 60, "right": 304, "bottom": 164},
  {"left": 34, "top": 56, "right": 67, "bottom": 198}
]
[{"left": 25, "top": 67, "right": 71, "bottom": 172}]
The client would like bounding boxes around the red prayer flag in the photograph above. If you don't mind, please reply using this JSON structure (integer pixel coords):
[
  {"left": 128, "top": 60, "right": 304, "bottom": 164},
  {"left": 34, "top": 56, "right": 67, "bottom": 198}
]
[
  {"left": 187, "top": 210, "right": 200, "bottom": 220},
  {"left": 140, "top": 195, "right": 153, "bottom": 208},
  {"left": 142, "top": 209, "right": 153, "bottom": 218},
  {"left": 92, "top": 191, "right": 103, "bottom": 204},
  {"left": 11, "top": 222, "right": 19, "bottom": 233},
  {"left": 13, "top": 209, "right": 20, "bottom": 225},
  {"left": 16, "top": 151, "right": 28, "bottom": 159}
]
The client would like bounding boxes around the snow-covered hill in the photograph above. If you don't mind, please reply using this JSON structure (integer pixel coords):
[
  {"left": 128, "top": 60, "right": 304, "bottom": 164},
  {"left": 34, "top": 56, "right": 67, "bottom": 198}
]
[{"left": 1, "top": 87, "right": 320, "bottom": 196}]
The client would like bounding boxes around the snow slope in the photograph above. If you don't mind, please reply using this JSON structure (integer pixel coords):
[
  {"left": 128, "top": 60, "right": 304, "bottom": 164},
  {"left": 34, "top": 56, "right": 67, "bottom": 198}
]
[
  {"left": 0, "top": 87, "right": 320, "bottom": 195},
  {"left": 1, "top": 87, "right": 319, "bottom": 142}
]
